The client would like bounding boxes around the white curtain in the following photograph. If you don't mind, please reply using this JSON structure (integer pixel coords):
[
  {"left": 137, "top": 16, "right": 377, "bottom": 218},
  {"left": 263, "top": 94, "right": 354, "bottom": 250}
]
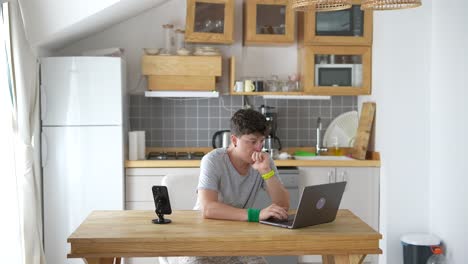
[
  {"left": 0, "top": 0, "right": 45, "bottom": 263},
  {"left": 0, "top": 2, "right": 22, "bottom": 263}
]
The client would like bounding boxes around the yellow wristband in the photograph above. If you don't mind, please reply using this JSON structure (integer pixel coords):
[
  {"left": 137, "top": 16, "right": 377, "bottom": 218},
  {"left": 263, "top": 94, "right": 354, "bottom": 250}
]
[{"left": 261, "top": 170, "right": 275, "bottom": 180}]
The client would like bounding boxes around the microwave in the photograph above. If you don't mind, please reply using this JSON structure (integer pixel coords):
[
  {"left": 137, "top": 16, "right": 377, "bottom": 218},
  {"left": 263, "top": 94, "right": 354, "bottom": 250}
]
[
  {"left": 315, "top": 5, "right": 364, "bottom": 37},
  {"left": 315, "top": 64, "right": 362, "bottom": 87}
]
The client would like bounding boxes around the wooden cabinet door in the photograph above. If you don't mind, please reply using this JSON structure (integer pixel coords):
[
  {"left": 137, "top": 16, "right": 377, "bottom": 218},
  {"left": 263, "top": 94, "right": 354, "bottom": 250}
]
[
  {"left": 298, "top": 0, "right": 373, "bottom": 46},
  {"left": 185, "top": 0, "right": 234, "bottom": 44},
  {"left": 244, "top": 0, "right": 295, "bottom": 45},
  {"left": 300, "top": 45, "right": 372, "bottom": 95}
]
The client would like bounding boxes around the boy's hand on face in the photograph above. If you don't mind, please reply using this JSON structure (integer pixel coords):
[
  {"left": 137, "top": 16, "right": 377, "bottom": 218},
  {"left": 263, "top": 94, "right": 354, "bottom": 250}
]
[{"left": 251, "top": 151, "right": 271, "bottom": 174}]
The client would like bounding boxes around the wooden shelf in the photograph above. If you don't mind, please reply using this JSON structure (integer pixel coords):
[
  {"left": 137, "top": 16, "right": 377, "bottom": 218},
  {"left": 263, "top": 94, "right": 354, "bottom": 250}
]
[{"left": 231, "top": 91, "right": 304, "bottom": 96}]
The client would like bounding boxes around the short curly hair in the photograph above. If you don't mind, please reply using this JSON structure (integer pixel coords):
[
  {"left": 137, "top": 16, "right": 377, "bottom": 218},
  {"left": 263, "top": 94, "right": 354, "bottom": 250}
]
[{"left": 230, "top": 108, "right": 268, "bottom": 137}]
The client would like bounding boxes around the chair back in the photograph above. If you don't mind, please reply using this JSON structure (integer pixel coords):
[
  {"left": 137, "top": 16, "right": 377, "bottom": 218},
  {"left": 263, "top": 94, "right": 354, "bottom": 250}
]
[{"left": 161, "top": 173, "right": 199, "bottom": 210}]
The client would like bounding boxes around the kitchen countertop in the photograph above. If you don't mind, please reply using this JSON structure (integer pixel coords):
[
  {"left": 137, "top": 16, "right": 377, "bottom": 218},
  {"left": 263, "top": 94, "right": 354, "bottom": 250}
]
[{"left": 125, "top": 147, "right": 380, "bottom": 168}]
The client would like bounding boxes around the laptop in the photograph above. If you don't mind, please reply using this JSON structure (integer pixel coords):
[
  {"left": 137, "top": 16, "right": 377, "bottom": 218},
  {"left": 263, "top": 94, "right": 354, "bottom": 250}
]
[{"left": 260, "top": 181, "right": 346, "bottom": 229}]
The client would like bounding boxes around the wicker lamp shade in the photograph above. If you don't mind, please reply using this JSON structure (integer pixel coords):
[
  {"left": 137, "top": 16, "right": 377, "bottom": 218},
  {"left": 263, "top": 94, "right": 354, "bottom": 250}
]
[
  {"left": 316, "top": 0, "right": 352, "bottom": 12},
  {"left": 291, "top": 0, "right": 352, "bottom": 12},
  {"left": 361, "top": 0, "right": 422, "bottom": 10}
]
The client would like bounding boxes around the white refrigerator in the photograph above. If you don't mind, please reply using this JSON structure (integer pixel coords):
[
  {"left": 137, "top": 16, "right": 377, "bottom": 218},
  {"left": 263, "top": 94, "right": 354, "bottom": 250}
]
[{"left": 41, "top": 57, "right": 127, "bottom": 264}]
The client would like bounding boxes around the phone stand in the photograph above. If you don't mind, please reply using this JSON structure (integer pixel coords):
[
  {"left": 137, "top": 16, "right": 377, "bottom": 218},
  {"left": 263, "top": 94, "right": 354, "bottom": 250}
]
[
  {"left": 152, "top": 199, "right": 171, "bottom": 224},
  {"left": 152, "top": 214, "right": 171, "bottom": 224}
]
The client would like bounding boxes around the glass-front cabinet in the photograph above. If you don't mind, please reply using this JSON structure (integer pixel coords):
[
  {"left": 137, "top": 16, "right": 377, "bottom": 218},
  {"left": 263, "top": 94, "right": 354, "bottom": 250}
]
[
  {"left": 298, "top": 0, "right": 373, "bottom": 46},
  {"left": 185, "top": 0, "right": 234, "bottom": 44},
  {"left": 244, "top": 0, "right": 295, "bottom": 45},
  {"left": 300, "top": 46, "right": 371, "bottom": 95}
]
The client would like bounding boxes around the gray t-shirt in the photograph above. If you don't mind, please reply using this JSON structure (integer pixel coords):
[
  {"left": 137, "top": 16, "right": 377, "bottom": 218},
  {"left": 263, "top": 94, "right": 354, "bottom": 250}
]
[{"left": 194, "top": 148, "right": 280, "bottom": 210}]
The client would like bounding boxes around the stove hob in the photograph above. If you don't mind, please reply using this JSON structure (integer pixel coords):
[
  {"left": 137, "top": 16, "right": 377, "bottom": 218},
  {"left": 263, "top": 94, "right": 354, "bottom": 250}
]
[{"left": 147, "top": 151, "right": 205, "bottom": 160}]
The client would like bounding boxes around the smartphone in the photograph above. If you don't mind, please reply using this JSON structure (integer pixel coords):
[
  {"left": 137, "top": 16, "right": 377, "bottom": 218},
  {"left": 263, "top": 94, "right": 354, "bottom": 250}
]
[{"left": 152, "top": 185, "right": 172, "bottom": 215}]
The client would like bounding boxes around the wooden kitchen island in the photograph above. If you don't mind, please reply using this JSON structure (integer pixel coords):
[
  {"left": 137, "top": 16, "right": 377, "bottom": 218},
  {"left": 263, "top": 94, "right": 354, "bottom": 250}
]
[{"left": 68, "top": 210, "right": 382, "bottom": 264}]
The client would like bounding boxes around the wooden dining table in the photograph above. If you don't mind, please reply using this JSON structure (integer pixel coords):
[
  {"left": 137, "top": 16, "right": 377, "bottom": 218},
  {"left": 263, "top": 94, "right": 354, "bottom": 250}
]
[{"left": 68, "top": 209, "right": 382, "bottom": 264}]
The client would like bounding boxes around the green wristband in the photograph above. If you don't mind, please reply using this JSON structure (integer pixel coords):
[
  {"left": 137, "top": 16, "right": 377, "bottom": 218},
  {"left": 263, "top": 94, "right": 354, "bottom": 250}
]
[{"left": 247, "top": 208, "right": 261, "bottom": 222}]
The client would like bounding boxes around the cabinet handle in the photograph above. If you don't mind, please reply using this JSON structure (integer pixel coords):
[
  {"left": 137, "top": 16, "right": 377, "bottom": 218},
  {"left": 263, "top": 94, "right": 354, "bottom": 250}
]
[
  {"left": 342, "top": 171, "right": 348, "bottom": 192},
  {"left": 41, "top": 132, "right": 47, "bottom": 168},
  {"left": 338, "top": 171, "right": 347, "bottom": 182},
  {"left": 328, "top": 170, "right": 335, "bottom": 183},
  {"left": 41, "top": 84, "right": 46, "bottom": 122}
]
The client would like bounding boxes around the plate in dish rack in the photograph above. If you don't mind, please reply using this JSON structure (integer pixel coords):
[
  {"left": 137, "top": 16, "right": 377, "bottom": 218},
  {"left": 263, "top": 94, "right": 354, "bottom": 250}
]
[{"left": 323, "top": 110, "right": 358, "bottom": 147}]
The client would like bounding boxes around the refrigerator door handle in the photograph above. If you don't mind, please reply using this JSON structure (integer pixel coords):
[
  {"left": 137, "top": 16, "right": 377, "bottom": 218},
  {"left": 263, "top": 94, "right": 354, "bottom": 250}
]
[
  {"left": 40, "top": 84, "right": 46, "bottom": 122},
  {"left": 41, "top": 131, "right": 47, "bottom": 168}
]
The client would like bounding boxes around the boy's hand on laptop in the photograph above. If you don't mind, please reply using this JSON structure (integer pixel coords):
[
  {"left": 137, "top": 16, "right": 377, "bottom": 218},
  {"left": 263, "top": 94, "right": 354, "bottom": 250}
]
[{"left": 260, "top": 204, "right": 288, "bottom": 221}]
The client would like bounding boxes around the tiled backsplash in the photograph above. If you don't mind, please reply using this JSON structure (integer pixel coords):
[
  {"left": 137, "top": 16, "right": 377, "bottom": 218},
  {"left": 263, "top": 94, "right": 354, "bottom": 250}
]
[{"left": 129, "top": 95, "right": 357, "bottom": 148}]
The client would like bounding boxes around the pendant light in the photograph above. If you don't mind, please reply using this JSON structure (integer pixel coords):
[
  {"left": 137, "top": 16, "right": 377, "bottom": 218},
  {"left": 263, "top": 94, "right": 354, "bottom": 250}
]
[
  {"left": 291, "top": 0, "right": 352, "bottom": 12},
  {"left": 316, "top": 0, "right": 352, "bottom": 12},
  {"left": 361, "top": 0, "right": 422, "bottom": 10}
]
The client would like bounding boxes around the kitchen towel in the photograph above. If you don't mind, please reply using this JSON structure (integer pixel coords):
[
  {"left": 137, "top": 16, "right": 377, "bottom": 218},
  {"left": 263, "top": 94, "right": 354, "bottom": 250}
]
[
  {"left": 128, "top": 131, "right": 138, "bottom": 160},
  {"left": 136, "top": 131, "right": 146, "bottom": 160},
  {"left": 128, "top": 131, "right": 139, "bottom": 160},
  {"left": 128, "top": 131, "right": 146, "bottom": 160}
]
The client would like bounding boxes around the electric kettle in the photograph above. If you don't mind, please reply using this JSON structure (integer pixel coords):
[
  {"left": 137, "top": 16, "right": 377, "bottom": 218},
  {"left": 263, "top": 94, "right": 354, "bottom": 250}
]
[{"left": 212, "top": 130, "right": 231, "bottom": 148}]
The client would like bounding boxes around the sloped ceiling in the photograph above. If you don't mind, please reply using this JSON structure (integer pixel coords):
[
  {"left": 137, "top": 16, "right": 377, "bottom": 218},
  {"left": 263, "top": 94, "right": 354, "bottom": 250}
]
[{"left": 20, "top": 0, "right": 168, "bottom": 51}]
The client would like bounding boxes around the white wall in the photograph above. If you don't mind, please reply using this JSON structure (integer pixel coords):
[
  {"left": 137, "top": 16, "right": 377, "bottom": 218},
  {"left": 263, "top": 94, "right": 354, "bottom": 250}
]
[
  {"left": 366, "top": 1, "right": 468, "bottom": 263},
  {"left": 429, "top": 0, "right": 468, "bottom": 263},
  {"left": 55, "top": 0, "right": 298, "bottom": 95},
  {"left": 359, "top": 2, "right": 433, "bottom": 264},
  {"left": 19, "top": 0, "right": 167, "bottom": 51},
  {"left": 21, "top": 0, "right": 117, "bottom": 43}
]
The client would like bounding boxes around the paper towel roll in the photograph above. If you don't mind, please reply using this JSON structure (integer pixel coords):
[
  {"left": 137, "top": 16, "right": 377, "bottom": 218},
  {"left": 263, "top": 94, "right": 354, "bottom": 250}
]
[
  {"left": 128, "top": 131, "right": 138, "bottom": 161},
  {"left": 136, "top": 131, "right": 146, "bottom": 160}
]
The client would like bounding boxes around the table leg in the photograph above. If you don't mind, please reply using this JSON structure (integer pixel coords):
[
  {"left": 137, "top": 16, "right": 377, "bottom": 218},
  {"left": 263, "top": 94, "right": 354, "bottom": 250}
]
[
  {"left": 84, "top": 258, "right": 120, "bottom": 264},
  {"left": 322, "top": 254, "right": 366, "bottom": 264}
]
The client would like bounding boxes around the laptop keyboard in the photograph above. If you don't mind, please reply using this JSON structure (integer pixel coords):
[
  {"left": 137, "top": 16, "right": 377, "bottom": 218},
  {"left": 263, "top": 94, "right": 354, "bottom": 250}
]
[{"left": 267, "top": 214, "right": 295, "bottom": 225}]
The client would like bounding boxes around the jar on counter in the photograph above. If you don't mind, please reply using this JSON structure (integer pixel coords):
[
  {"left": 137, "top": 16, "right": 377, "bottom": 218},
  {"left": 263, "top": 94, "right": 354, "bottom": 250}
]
[
  {"left": 175, "top": 29, "right": 186, "bottom": 51},
  {"left": 161, "top": 24, "right": 175, "bottom": 55}
]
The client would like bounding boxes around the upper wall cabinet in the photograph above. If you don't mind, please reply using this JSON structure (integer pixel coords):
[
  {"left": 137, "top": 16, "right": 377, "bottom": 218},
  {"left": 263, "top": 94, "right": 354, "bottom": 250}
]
[
  {"left": 243, "top": 0, "right": 295, "bottom": 45},
  {"left": 141, "top": 55, "right": 222, "bottom": 91},
  {"left": 299, "top": 46, "right": 372, "bottom": 95},
  {"left": 185, "top": 0, "right": 235, "bottom": 44},
  {"left": 298, "top": 0, "right": 373, "bottom": 46}
]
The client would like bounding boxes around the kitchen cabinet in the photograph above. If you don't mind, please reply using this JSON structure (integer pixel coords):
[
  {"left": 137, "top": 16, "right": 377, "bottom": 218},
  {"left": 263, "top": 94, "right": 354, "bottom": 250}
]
[
  {"left": 125, "top": 168, "right": 200, "bottom": 264},
  {"left": 299, "top": 45, "right": 372, "bottom": 95},
  {"left": 185, "top": 0, "right": 234, "bottom": 44},
  {"left": 125, "top": 168, "right": 200, "bottom": 209},
  {"left": 298, "top": 0, "right": 373, "bottom": 46},
  {"left": 297, "top": 167, "right": 379, "bottom": 264},
  {"left": 141, "top": 55, "right": 222, "bottom": 91},
  {"left": 243, "top": 0, "right": 295, "bottom": 45}
]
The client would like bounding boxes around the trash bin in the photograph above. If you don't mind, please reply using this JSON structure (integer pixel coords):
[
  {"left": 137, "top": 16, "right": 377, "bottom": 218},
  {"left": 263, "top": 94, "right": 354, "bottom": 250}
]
[{"left": 401, "top": 233, "right": 441, "bottom": 264}]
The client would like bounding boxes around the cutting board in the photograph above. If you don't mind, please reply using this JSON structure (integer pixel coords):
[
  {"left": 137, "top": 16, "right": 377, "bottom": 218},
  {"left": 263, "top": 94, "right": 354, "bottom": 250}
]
[{"left": 351, "top": 102, "right": 376, "bottom": 160}]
